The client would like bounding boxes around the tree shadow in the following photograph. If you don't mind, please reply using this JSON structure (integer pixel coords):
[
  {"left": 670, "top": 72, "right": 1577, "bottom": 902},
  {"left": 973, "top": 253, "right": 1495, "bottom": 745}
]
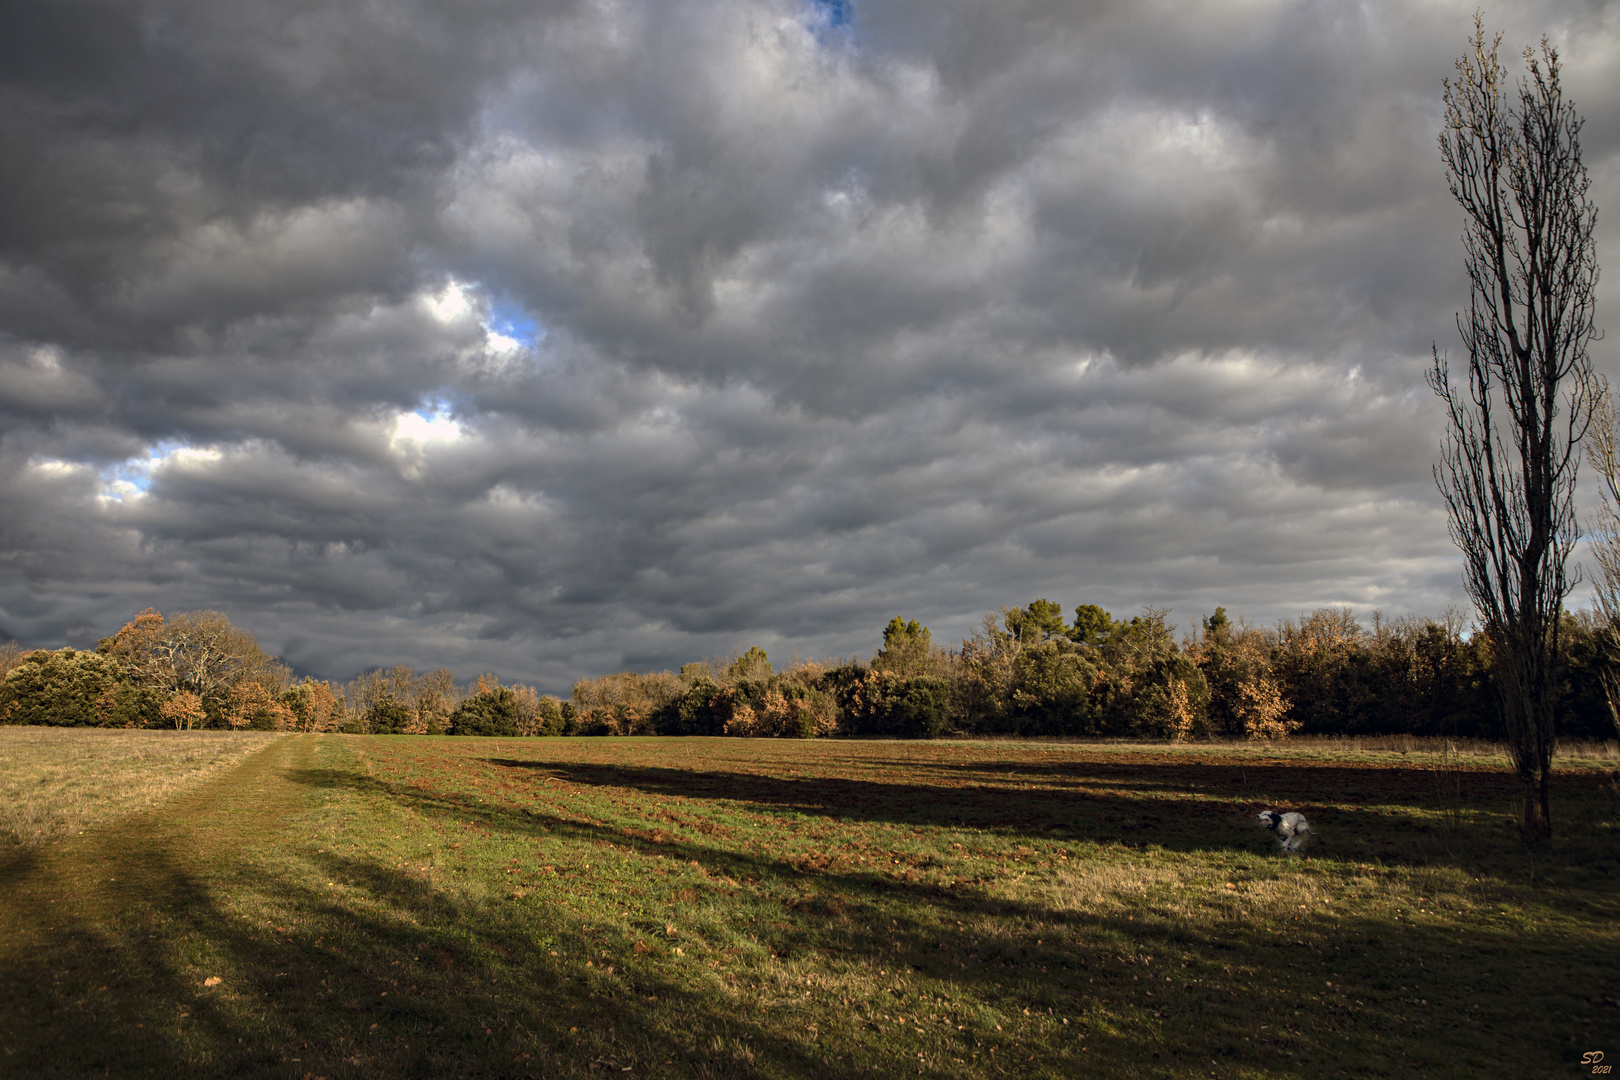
[
  {"left": 1, "top": 746, "right": 1612, "bottom": 1078},
  {"left": 1, "top": 790, "right": 855, "bottom": 1076},
  {"left": 479, "top": 755, "right": 1600, "bottom": 879}
]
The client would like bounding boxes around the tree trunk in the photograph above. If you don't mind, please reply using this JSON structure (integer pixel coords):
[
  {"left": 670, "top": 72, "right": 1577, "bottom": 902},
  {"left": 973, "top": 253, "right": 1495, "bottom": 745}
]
[{"left": 1522, "top": 771, "right": 1552, "bottom": 848}]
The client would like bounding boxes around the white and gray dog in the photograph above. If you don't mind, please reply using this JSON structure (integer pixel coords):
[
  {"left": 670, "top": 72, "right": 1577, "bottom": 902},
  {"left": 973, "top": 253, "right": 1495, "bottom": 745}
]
[{"left": 1257, "top": 810, "right": 1311, "bottom": 855}]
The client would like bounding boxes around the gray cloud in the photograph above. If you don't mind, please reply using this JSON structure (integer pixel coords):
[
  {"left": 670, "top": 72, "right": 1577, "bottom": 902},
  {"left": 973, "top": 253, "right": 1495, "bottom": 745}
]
[{"left": 2, "top": 0, "right": 1617, "bottom": 693}]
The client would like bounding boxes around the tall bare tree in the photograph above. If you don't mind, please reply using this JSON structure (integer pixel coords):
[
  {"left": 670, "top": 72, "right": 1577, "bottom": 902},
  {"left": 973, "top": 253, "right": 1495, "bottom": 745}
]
[
  {"left": 1427, "top": 19, "right": 1601, "bottom": 847},
  {"left": 1583, "top": 386, "right": 1620, "bottom": 738}
]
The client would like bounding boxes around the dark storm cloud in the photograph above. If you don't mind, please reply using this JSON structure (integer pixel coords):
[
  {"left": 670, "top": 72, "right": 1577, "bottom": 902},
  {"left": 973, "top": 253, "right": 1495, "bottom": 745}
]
[{"left": 2, "top": 0, "right": 1617, "bottom": 690}]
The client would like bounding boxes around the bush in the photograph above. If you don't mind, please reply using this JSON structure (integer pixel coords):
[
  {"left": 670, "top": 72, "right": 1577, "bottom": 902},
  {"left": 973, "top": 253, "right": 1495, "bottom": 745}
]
[
  {"left": 531, "top": 695, "right": 567, "bottom": 736},
  {"left": 570, "top": 671, "right": 681, "bottom": 735},
  {"left": 225, "top": 682, "right": 296, "bottom": 730},
  {"left": 840, "top": 671, "right": 950, "bottom": 738},
  {"left": 0, "top": 649, "right": 163, "bottom": 728},
  {"left": 1555, "top": 615, "right": 1616, "bottom": 740},
  {"left": 1126, "top": 655, "right": 1211, "bottom": 740},
  {"left": 448, "top": 687, "right": 522, "bottom": 737},
  {"left": 719, "top": 678, "right": 837, "bottom": 738},
  {"left": 365, "top": 698, "right": 412, "bottom": 735},
  {"left": 664, "top": 676, "right": 726, "bottom": 736},
  {"left": 1009, "top": 640, "right": 1103, "bottom": 735},
  {"left": 282, "top": 680, "right": 339, "bottom": 732}
]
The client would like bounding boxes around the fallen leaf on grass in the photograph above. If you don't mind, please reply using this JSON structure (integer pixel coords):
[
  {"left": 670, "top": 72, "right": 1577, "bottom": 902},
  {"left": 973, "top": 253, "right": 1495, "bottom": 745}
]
[{"left": 202, "top": 977, "right": 222, "bottom": 987}]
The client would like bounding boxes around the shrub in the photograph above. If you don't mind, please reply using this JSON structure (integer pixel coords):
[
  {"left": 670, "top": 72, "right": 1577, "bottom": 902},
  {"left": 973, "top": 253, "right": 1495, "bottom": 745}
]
[
  {"left": 718, "top": 678, "right": 838, "bottom": 738},
  {"left": 665, "top": 676, "right": 726, "bottom": 736},
  {"left": 159, "top": 691, "right": 207, "bottom": 730},
  {"left": 1235, "top": 673, "right": 1296, "bottom": 739},
  {"left": 365, "top": 697, "right": 412, "bottom": 735},
  {"left": 531, "top": 694, "right": 567, "bottom": 736},
  {"left": 1009, "top": 640, "right": 1103, "bottom": 735},
  {"left": 0, "top": 649, "right": 162, "bottom": 728},
  {"left": 1126, "top": 655, "right": 1211, "bottom": 741},
  {"left": 841, "top": 672, "right": 950, "bottom": 738},
  {"left": 1194, "top": 621, "right": 1279, "bottom": 737},
  {"left": 282, "top": 680, "right": 339, "bottom": 732},
  {"left": 448, "top": 687, "right": 522, "bottom": 737}
]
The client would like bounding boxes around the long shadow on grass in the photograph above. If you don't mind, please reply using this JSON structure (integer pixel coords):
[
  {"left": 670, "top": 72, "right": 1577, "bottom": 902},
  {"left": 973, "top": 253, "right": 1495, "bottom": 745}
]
[
  {"left": 8, "top": 750, "right": 1605, "bottom": 1078},
  {"left": 697, "top": 753, "right": 1540, "bottom": 806},
  {"left": 275, "top": 761, "right": 1614, "bottom": 1078},
  {"left": 0, "top": 781, "right": 1394, "bottom": 1080},
  {"left": 0, "top": 796, "right": 918, "bottom": 1077},
  {"left": 484, "top": 757, "right": 1557, "bottom": 873},
  {"left": 291, "top": 759, "right": 1620, "bottom": 925}
]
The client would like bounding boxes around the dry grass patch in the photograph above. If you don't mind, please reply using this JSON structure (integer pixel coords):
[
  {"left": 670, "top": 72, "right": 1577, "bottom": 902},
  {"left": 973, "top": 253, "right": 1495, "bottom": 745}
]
[{"left": 0, "top": 727, "right": 282, "bottom": 847}]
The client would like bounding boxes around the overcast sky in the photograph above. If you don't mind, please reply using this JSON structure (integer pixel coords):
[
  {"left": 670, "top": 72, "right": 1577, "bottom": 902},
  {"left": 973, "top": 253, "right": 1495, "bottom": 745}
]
[{"left": 2, "top": 0, "right": 1617, "bottom": 693}]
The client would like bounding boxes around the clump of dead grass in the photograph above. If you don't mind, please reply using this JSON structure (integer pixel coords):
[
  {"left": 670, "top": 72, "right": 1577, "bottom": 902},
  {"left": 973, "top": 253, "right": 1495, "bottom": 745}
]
[{"left": 0, "top": 727, "right": 282, "bottom": 847}]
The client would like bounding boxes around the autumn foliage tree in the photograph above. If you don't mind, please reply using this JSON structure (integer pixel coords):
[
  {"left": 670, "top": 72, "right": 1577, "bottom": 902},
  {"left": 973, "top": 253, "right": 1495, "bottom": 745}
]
[
  {"left": 283, "top": 679, "right": 339, "bottom": 732},
  {"left": 158, "top": 692, "right": 207, "bottom": 730},
  {"left": 224, "top": 682, "right": 295, "bottom": 730},
  {"left": 7, "top": 598, "right": 1609, "bottom": 747},
  {"left": 96, "top": 608, "right": 287, "bottom": 724}
]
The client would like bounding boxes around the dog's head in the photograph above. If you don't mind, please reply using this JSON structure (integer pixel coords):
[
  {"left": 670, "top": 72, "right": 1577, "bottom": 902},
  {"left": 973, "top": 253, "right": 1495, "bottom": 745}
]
[{"left": 1257, "top": 811, "right": 1280, "bottom": 831}]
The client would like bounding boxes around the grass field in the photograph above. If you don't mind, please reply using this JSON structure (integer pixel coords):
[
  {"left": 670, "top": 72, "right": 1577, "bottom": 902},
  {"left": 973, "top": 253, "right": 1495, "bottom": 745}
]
[
  {"left": 0, "top": 727, "right": 281, "bottom": 848},
  {"left": 1, "top": 733, "right": 1616, "bottom": 1078}
]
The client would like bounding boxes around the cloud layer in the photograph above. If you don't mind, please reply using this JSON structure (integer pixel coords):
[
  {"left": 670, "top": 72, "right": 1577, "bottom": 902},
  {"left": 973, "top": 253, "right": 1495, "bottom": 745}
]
[{"left": 3, "top": 0, "right": 1618, "bottom": 691}]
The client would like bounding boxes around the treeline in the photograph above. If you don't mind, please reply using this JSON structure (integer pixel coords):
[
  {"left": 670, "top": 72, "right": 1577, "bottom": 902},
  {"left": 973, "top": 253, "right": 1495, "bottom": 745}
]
[
  {"left": 3, "top": 602, "right": 1618, "bottom": 741},
  {"left": 0, "top": 609, "right": 562, "bottom": 736},
  {"left": 563, "top": 603, "right": 1617, "bottom": 741}
]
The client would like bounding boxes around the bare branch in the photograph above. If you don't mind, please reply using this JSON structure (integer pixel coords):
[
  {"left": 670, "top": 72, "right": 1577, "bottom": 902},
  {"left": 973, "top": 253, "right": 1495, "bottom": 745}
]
[{"left": 1429, "top": 18, "right": 1600, "bottom": 848}]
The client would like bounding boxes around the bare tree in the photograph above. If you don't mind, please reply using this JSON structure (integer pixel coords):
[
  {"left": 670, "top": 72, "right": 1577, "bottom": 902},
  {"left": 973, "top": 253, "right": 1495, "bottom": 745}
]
[
  {"left": 0, "top": 640, "right": 27, "bottom": 679},
  {"left": 147, "top": 610, "right": 281, "bottom": 703},
  {"left": 1583, "top": 386, "right": 1620, "bottom": 739},
  {"left": 1427, "top": 19, "right": 1601, "bottom": 847},
  {"left": 412, "top": 668, "right": 461, "bottom": 730}
]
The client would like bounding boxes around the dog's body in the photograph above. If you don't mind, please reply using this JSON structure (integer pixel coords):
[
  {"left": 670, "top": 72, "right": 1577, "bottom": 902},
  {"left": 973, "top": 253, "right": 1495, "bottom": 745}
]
[{"left": 1257, "top": 810, "right": 1310, "bottom": 854}]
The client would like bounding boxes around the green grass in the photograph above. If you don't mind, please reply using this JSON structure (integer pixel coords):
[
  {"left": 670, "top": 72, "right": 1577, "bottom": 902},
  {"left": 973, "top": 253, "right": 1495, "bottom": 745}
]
[{"left": 1, "top": 733, "right": 1616, "bottom": 1078}]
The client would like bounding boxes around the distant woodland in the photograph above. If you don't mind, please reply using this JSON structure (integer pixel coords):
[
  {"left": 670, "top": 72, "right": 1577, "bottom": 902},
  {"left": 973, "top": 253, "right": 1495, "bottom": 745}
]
[{"left": 2, "top": 602, "right": 1617, "bottom": 741}]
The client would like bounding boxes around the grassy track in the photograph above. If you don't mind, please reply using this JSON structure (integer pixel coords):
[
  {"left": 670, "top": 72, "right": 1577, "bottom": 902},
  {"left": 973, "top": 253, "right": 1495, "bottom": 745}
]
[
  {"left": 0, "top": 734, "right": 1616, "bottom": 1078},
  {"left": 0, "top": 727, "right": 281, "bottom": 847}
]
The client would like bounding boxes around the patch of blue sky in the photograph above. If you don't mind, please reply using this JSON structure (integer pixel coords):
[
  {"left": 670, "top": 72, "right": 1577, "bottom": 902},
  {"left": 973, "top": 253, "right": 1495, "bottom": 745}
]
[
  {"left": 100, "top": 438, "right": 185, "bottom": 500},
  {"left": 487, "top": 298, "right": 543, "bottom": 349},
  {"left": 413, "top": 397, "right": 456, "bottom": 424},
  {"left": 811, "top": 0, "right": 852, "bottom": 28},
  {"left": 392, "top": 398, "right": 463, "bottom": 448},
  {"left": 806, "top": 0, "right": 852, "bottom": 43}
]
